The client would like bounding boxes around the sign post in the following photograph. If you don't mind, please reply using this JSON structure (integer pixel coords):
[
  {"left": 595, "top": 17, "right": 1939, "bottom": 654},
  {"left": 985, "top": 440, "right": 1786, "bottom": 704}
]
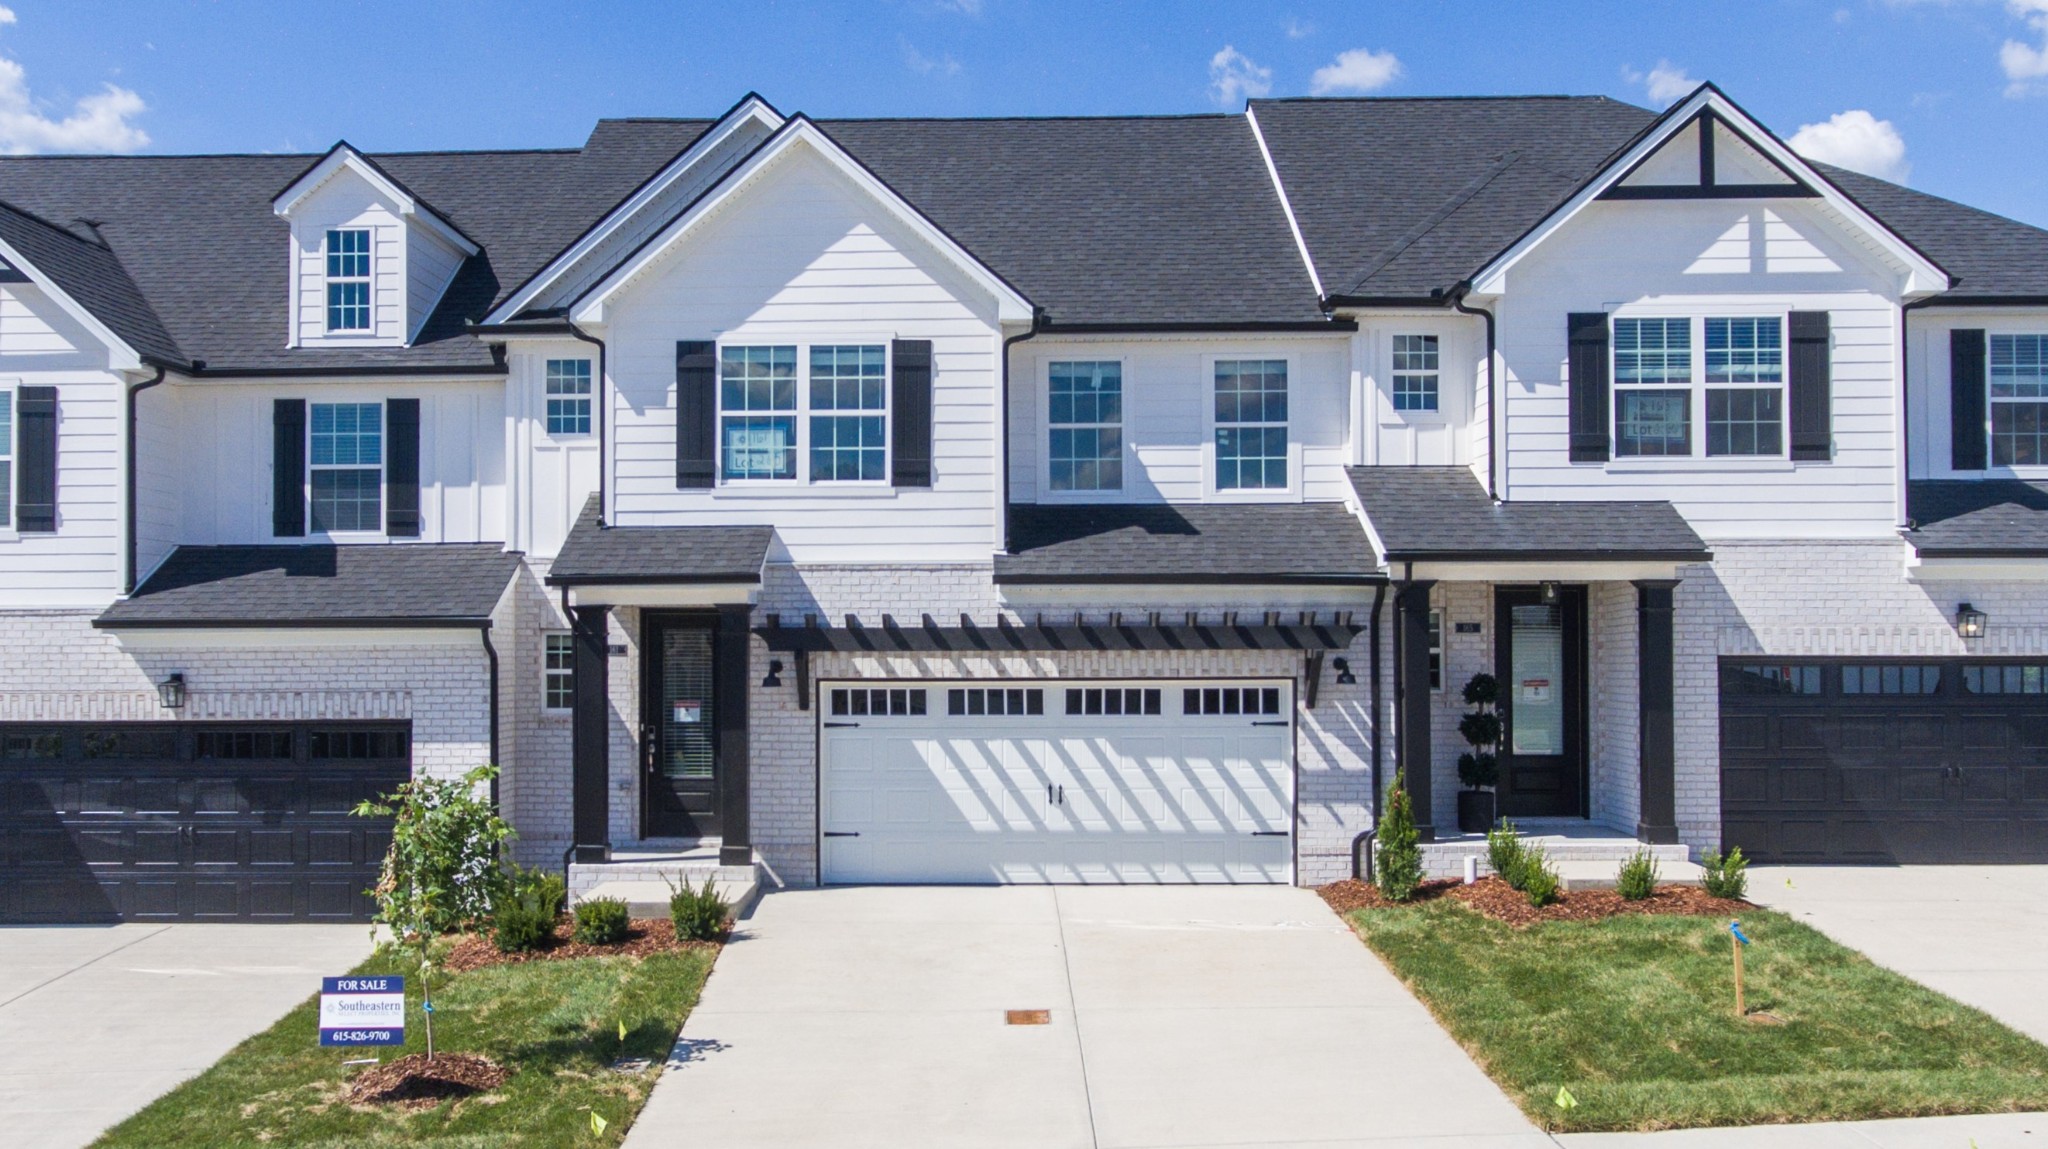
[
  {"left": 319, "top": 975, "right": 406, "bottom": 1047},
  {"left": 1729, "top": 921, "right": 1752, "bottom": 1018}
]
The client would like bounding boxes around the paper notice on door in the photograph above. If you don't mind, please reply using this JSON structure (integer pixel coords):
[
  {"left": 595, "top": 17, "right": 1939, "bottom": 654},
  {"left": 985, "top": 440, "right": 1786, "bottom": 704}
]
[
  {"left": 673, "top": 701, "right": 703, "bottom": 723},
  {"left": 1521, "top": 679, "right": 1552, "bottom": 703}
]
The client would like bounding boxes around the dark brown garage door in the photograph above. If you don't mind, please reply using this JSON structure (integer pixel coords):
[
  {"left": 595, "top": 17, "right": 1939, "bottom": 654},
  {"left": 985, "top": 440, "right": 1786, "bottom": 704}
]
[
  {"left": 0, "top": 721, "right": 409, "bottom": 923},
  {"left": 1720, "top": 660, "right": 2048, "bottom": 863}
]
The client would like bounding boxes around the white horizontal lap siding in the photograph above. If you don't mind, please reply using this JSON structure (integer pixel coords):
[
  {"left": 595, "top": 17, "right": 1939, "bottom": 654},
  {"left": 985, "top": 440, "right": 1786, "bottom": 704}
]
[
  {"left": 1907, "top": 308, "right": 2048, "bottom": 479},
  {"left": 405, "top": 226, "right": 468, "bottom": 342},
  {"left": 1498, "top": 199, "right": 1905, "bottom": 541},
  {"left": 169, "top": 379, "right": 506, "bottom": 545},
  {"left": 1008, "top": 337, "right": 1350, "bottom": 505},
  {"left": 289, "top": 167, "right": 407, "bottom": 347},
  {"left": 602, "top": 147, "right": 1003, "bottom": 562}
]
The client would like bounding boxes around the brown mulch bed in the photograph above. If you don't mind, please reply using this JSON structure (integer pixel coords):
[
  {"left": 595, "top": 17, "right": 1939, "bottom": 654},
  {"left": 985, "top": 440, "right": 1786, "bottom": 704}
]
[
  {"left": 345, "top": 1052, "right": 508, "bottom": 1109},
  {"left": 1320, "top": 876, "right": 1749, "bottom": 926},
  {"left": 440, "top": 917, "right": 722, "bottom": 972}
]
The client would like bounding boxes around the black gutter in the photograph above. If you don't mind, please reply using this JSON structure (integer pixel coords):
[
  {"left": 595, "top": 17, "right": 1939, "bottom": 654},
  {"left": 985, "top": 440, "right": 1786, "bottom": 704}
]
[
  {"left": 564, "top": 319, "right": 609, "bottom": 522},
  {"left": 479, "top": 623, "right": 501, "bottom": 809},
  {"left": 121, "top": 363, "right": 168, "bottom": 595},
  {"left": 182, "top": 361, "right": 507, "bottom": 379},
  {"left": 1378, "top": 549, "right": 1714, "bottom": 564},
  {"left": 1911, "top": 295, "right": 2048, "bottom": 308},
  {"left": 1320, "top": 295, "right": 1453, "bottom": 310},
  {"left": 1000, "top": 317, "right": 1044, "bottom": 553},
  {"left": 992, "top": 572, "right": 1385, "bottom": 587},
  {"left": 545, "top": 572, "right": 764, "bottom": 588},
  {"left": 93, "top": 616, "right": 498, "bottom": 630},
  {"left": 1911, "top": 547, "right": 2048, "bottom": 559},
  {"left": 1034, "top": 319, "right": 1356, "bottom": 334},
  {"left": 1354, "top": 580, "right": 1388, "bottom": 882},
  {"left": 1449, "top": 285, "right": 1499, "bottom": 500}
]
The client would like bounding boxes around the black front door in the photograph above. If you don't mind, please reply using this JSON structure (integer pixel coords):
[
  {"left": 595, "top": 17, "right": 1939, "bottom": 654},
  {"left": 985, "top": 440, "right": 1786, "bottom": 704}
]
[
  {"left": 643, "top": 613, "right": 720, "bottom": 839},
  {"left": 1494, "top": 587, "right": 1588, "bottom": 818}
]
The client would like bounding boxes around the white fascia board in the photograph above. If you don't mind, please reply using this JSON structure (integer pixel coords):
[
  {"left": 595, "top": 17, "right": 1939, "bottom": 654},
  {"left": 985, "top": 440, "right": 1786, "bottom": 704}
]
[
  {"left": 996, "top": 584, "right": 1380, "bottom": 610},
  {"left": 1469, "top": 87, "right": 1947, "bottom": 298},
  {"left": 571, "top": 117, "right": 1034, "bottom": 326},
  {"left": 111, "top": 626, "right": 485, "bottom": 651},
  {"left": 1408, "top": 559, "right": 1692, "bottom": 583},
  {"left": 564, "top": 583, "right": 760, "bottom": 608},
  {"left": 1905, "top": 554, "right": 2048, "bottom": 582},
  {"left": 0, "top": 235, "right": 141, "bottom": 370},
  {"left": 485, "top": 97, "right": 786, "bottom": 324},
  {"left": 273, "top": 145, "right": 479, "bottom": 256},
  {"left": 1245, "top": 104, "right": 1324, "bottom": 300}
]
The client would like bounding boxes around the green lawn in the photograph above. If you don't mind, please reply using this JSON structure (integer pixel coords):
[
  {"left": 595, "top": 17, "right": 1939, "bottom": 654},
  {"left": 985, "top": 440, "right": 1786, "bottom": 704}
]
[
  {"left": 94, "top": 942, "right": 717, "bottom": 1148},
  {"left": 1347, "top": 900, "right": 2048, "bottom": 1133}
]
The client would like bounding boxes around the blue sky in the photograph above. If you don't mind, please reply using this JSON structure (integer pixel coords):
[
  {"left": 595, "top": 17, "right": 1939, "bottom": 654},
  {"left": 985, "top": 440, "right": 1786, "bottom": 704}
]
[{"left": 4, "top": 0, "right": 2046, "bottom": 226}]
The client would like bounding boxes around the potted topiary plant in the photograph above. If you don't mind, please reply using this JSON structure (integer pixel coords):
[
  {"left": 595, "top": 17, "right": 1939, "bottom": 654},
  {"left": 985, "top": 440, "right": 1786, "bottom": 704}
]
[{"left": 1455, "top": 672, "right": 1501, "bottom": 834}]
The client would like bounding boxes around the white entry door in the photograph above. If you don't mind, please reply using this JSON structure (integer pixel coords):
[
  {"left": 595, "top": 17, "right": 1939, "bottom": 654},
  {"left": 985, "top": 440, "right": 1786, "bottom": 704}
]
[{"left": 819, "top": 680, "right": 1293, "bottom": 884}]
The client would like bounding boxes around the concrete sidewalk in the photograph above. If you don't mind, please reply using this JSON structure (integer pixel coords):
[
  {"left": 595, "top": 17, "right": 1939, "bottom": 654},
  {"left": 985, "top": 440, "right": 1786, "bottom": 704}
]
[
  {"left": 1560, "top": 1111, "right": 2044, "bottom": 1147},
  {"left": 0, "top": 923, "right": 372, "bottom": 1149}
]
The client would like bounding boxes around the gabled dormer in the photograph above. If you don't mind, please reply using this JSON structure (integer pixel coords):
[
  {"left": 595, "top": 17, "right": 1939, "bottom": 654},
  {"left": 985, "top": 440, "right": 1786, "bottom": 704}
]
[{"left": 272, "top": 142, "right": 479, "bottom": 348}]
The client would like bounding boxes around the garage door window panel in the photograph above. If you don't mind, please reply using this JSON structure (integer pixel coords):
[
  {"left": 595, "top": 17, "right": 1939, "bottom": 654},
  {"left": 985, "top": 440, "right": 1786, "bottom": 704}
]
[
  {"left": 1842, "top": 664, "right": 1942, "bottom": 695},
  {"left": 1966, "top": 664, "right": 2048, "bottom": 694}
]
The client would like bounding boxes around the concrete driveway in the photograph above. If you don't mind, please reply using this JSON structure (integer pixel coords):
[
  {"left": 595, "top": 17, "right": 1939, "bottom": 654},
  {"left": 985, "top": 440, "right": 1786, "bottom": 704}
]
[
  {"left": 1750, "top": 865, "right": 2048, "bottom": 1045},
  {"left": 0, "top": 923, "right": 373, "bottom": 1149},
  {"left": 624, "top": 885, "right": 1549, "bottom": 1149}
]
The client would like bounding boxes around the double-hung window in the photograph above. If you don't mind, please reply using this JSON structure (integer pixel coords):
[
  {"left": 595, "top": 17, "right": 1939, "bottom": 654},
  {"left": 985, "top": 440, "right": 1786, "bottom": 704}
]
[
  {"left": 1991, "top": 334, "right": 2048, "bottom": 466},
  {"left": 1048, "top": 361, "right": 1122, "bottom": 492},
  {"left": 0, "top": 389, "right": 11, "bottom": 529},
  {"left": 720, "top": 346, "right": 798, "bottom": 481},
  {"left": 1214, "top": 359, "right": 1288, "bottom": 490},
  {"left": 1613, "top": 318, "right": 1691, "bottom": 457},
  {"left": 543, "top": 633, "right": 574, "bottom": 711},
  {"left": 1704, "top": 317, "right": 1783, "bottom": 456},
  {"left": 1391, "top": 335, "right": 1439, "bottom": 412},
  {"left": 545, "top": 359, "right": 592, "bottom": 436},
  {"left": 325, "top": 229, "right": 371, "bottom": 333},
  {"left": 309, "top": 402, "right": 382, "bottom": 531},
  {"left": 809, "top": 345, "right": 887, "bottom": 481}
]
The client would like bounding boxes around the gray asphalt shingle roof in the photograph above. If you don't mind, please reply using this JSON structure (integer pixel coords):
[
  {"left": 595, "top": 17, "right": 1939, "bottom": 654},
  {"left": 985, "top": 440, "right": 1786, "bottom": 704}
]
[
  {"left": 1906, "top": 480, "right": 2048, "bottom": 556},
  {"left": 95, "top": 544, "right": 522, "bottom": 627},
  {"left": 1348, "top": 467, "right": 1709, "bottom": 562},
  {"left": 997, "top": 503, "right": 1378, "bottom": 585},
  {"left": 0, "top": 200, "right": 182, "bottom": 364},
  {"left": 546, "top": 497, "right": 773, "bottom": 585}
]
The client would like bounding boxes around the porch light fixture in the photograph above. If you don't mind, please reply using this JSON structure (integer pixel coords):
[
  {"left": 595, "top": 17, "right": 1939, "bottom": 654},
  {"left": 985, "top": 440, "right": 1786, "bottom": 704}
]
[
  {"left": 1956, "top": 603, "right": 1988, "bottom": 641},
  {"left": 1540, "top": 581, "right": 1560, "bottom": 605},
  {"left": 1332, "top": 657, "right": 1357, "bottom": 685},
  {"left": 761, "top": 659, "right": 784, "bottom": 688},
  {"left": 157, "top": 672, "right": 186, "bottom": 710}
]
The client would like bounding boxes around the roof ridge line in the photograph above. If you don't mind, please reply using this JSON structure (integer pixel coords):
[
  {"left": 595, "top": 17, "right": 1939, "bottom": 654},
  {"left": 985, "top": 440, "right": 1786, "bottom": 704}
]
[{"left": 1345, "top": 153, "right": 1524, "bottom": 293}]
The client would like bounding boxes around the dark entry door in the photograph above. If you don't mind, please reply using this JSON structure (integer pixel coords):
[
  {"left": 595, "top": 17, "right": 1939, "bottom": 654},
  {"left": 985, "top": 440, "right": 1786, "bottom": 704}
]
[
  {"left": 643, "top": 614, "right": 720, "bottom": 839},
  {"left": 1494, "top": 587, "right": 1587, "bottom": 818}
]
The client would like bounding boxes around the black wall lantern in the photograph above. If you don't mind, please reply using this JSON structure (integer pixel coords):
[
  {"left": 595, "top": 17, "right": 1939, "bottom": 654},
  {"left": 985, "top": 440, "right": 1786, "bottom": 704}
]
[
  {"left": 1331, "top": 656, "right": 1357, "bottom": 685},
  {"left": 1956, "top": 603, "right": 1988, "bottom": 641},
  {"left": 157, "top": 672, "right": 186, "bottom": 710},
  {"left": 761, "top": 659, "right": 784, "bottom": 688}
]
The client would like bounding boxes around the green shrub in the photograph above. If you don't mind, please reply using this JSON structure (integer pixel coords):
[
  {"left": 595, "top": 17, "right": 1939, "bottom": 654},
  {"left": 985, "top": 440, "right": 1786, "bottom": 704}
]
[
  {"left": 669, "top": 876, "right": 731, "bottom": 942},
  {"left": 572, "top": 896, "right": 631, "bottom": 945},
  {"left": 1375, "top": 770, "right": 1424, "bottom": 902},
  {"left": 1701, "top": 845, "right": 1750, "bottom": 900},
  {"left": 1616, "top": 849, "right": 1659, "bottom": 901},
  {"left": 491, "top": 865, "right": 565, "bottom": 953},
  {"left": 1486, "top": 820, "right": 1527, "bottom": 888},
  {"left": 1521, "top": 858, "right": 1561, "bottom": 908},
  {"left": 1456, "top": 751, "right": 1499, "bottom": 790}
]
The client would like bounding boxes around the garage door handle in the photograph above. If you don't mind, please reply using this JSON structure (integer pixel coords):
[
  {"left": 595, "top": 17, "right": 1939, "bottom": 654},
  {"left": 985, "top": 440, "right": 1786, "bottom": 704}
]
[
  {"left": 823, "top": 831, "right": 860, "bottom": 838},
  {"left": 823, "top": 722, "right": 861, "bottom": 728},
  {"left": 1251, "top": 830, "right": 1290, "bottom": 837},
  {"left": 1251, "top": 720, "right": 1288, "bottom": 727}
]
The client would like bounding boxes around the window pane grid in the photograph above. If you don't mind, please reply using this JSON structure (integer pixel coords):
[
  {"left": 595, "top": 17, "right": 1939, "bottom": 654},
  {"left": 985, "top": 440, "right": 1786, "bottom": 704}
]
[
  {"left": 1705, "top": 317, "right": 1783, "bottom": 384},
  {"left": 545, "top": 359, "right": 592, "bottom": 436},
  {"left": 1991, "top": 335, "right": 2048, "bottom": 398},
  {"left": 1615, "top": 389, "right": 1691, "bottom": 457},
  {"left": 0, "top": 390, "right": 11, "bottom": 529},
  {"left": 1614, "top": 318, "right": 1691, "bottom": 385},
  {"left": 324, "top": 229, "right": 371, "bottom": 332},
  {"left": 309, "top": 403, "right": 382, "bottom": 532},
  {"left": 809, "top": 345, "right": 886, "bottom": 481},
  {"left": 544, "top": 633, "right": 574, "bottom": 710},
  {"left": 1049, "top": 361, "right": 1123, "bottom": 492},
  {"left": 1214, "top": 359, "right": 1288, "bottom": 490},
  {"left": 1706, "top": 388, "right": 1783, "bottom": 457},
  {"left": 1992, "top": 335, "right": 2048, "bottom": 466},
  {"left": 720, "top": 346, "right": 797, "bottom": 481},
  {"left": 1391, "top": 335, "right": 1439, "bottom": 412},
  {"left": 326, "top": 282, "right": 369, "bottom": 332}
]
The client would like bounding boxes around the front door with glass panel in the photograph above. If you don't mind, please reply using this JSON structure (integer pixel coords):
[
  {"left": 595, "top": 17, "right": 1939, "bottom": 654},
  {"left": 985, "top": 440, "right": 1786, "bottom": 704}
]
[
  {"left": 1493, "top": 587, "right": 1587, "bottom": 818},
  {"left": 642, "top": 614, "right": 720, "bottom": 839}
]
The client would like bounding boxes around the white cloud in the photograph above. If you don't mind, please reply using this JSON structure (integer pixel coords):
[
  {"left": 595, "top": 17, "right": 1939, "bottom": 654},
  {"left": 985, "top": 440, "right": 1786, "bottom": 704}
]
[
  {"left": 2002, "top": 0, "right": 2048, "bottom": 95},
  {"left": 900, "top": 38, "right": 962, "bottom": 77},
  {"left": 1284, "top": 16, "right": 1315, "bottom": 39},
  {"left": 1208, "top": 45, "right": 1271, "bottom": 107},
  {"left": 0, "top": 6, "right": 147, "bottom": 154},
  {"left": 1626, "top": 59, "right": 1699, "bottom": 107},
  {"left": 1788, "top": 109, "right": 1910, "bottom": 182},
  {"left": 1309, "top": 47, "right": 1402, "bottom": 95}
]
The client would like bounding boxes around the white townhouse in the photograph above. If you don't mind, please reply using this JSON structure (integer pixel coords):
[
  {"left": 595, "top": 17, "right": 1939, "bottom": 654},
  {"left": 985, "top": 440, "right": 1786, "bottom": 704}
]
[{"left": 0, "top": 84, "right": 2044, "bottom": 922}]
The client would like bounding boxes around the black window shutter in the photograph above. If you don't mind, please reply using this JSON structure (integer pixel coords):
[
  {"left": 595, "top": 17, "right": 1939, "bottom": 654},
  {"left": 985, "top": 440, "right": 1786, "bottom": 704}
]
[
  {"left": 1566, "top": 313, "right": 1610, "bottom": 463},
  {"left": 1787, "top": 311, "right": 1832, "bottom": 462},
  {"left": 272, "top": 399, "right": 305, "bottom": 537},
  {"left": 891, "top": 339, "right": 933, "bottom": 487},
  {"left": 14, "top": 385, "right": 56, "bottom": 532},
  {"left": 676, "top": 340, "right": 716, "bottom": 488},
  {"left": 1951, "top": 328, "right": 1988, "bottom": 471},
  {"left": 385, "top": 398, "right": 420, "bottom": 537}
]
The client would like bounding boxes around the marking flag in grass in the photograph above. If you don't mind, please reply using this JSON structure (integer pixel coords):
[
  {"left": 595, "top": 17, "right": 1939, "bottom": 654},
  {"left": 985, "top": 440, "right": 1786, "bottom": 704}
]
[
  {"left": 618, "top": 1019, "right": 627, "bottom": 1042},
  {"left": 1554, "top": 1086, "right": 1578, "bottom": 1110},
  {"left": 1731, "top": 921, "right": 1752, "bottom": 946},
  {"left": 590, "top": 1110, "right": 608, "bottom": 1136}
]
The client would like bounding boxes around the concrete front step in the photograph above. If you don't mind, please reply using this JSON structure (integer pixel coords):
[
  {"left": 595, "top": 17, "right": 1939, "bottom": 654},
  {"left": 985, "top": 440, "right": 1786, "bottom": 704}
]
[
  {"left": 1554, "top": 858, "right": 1705, "bottom": 891},
  {"left": 574, "top": 877, "right": 761, "bottom": 921},
  {"left": 1420, "top": 834, "right": 1691, "bottom": 881}
]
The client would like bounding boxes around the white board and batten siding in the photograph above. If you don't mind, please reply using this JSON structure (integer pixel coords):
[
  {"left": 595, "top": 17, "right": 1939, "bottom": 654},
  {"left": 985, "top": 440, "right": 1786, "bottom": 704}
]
[
  {"left": 1008, "top": 336, "right": 1352, "bottom": 505},
  {"left": 1496, "top": 198, "right": 1909, "bottom": 540},
  {"left": 504, "top": 341, "right": 601, "bottom": 558},
  {"left": 1344, "top": 316, "right": 1486, "bottom": 470},
  {"left": 1906, "top": 308, "right": 2048, "bottom": 480},
  {"left": 0, "top": 283, "right": 136, "bottom": 608},
  {"left": 162, "top": 379, "right": 507, "bottom": 546},
  {"left": 599, "top": 145, "right": 1006, "bottom": 563}
]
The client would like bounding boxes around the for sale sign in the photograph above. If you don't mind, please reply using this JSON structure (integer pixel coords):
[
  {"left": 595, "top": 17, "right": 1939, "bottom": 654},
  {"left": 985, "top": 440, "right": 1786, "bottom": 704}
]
[{"left": 319, "top": 976, "right": 405, "bottom": 1046}]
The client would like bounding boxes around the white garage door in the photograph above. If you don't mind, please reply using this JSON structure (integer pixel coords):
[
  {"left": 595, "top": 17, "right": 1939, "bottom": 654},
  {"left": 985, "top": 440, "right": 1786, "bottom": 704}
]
[{"left": 820, "top": 679, "right": 1293, "bottom": 884}]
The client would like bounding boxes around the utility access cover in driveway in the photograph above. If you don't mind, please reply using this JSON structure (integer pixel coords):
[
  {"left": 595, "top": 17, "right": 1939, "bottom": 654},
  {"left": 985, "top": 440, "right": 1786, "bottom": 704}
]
[{"left": 622, "top": 886, "right": 1545, "bottom": 1149}]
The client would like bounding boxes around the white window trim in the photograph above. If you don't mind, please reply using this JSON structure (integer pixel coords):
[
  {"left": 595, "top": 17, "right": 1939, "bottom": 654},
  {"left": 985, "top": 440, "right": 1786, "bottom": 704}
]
[
  {"left": 0, "top": 383, "right": 15, "bottom": 542},
  {"left": 543, "top": 357, "right": 595, "bottom": 440},
  {"left": 305, "top": 398, "right": 388, "bottom": 540},
  {"left": 1202, "top": 351, "right": 1302, "bottom": 503},
  {"left": 1038, "top": 356, "right": 1130, "bottom": 503},
  {"left": 1985, "top": 329, "right": 2048, "bottom": 476},
  {"left": 714, "top": 340, "right": 894, "bottom": 490},
  {"left": 323, "top": 228, "right": 374, "bottom": 335},
  {"left": 542, "top": 631, "right": 574, "bottom": 714},
  {"left": 1605, "top": 311, "right": 1790, "bottom": 467}
]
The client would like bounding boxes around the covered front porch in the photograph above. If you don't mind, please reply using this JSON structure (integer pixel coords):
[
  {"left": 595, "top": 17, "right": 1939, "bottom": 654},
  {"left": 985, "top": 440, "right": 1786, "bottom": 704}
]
[{"left": 1350, "top": 467, "right": 1713, "bottom": 853}]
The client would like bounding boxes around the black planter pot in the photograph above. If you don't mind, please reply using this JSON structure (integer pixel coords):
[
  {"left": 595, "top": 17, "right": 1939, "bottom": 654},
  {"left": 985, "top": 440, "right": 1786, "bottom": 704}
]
[{"left": 1457, "top": 789, "right": 1496, "bottom": 834}]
